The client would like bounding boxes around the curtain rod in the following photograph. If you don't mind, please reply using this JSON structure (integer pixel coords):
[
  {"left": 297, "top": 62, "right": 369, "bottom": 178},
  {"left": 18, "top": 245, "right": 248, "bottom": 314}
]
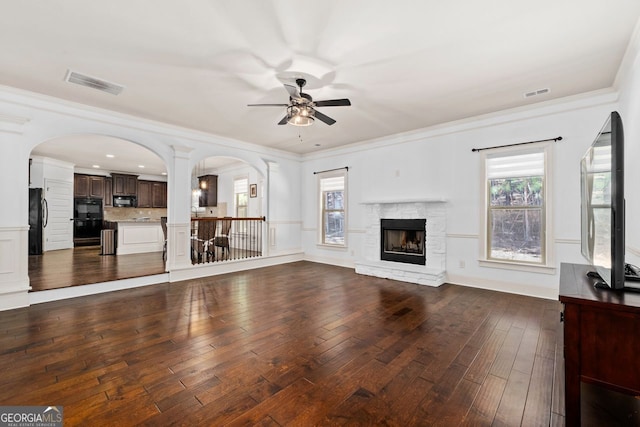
[
  {"left": 471, "top": 136, "right": 562, "bottom": 152},
  {"left": 313, "top": 166, "right": 349, "bottom": 175}
]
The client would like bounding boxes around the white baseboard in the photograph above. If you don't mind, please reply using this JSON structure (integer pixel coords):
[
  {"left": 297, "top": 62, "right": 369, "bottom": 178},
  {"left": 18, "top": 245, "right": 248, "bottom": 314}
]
[
  {"left": 29, "top": 273, "right": 169, "bottom": 305},
  {"left": 168, "top": 251, "right": 305, "bottom": 282},
  {"left": 20, "top": 253, "right": 559, "bottom": 311},
  {"left": 303, "top": 254, "right": 355, "bottom": 269},
  {"left": 446, "top": 273, "right": 559, "bottom": 300}
]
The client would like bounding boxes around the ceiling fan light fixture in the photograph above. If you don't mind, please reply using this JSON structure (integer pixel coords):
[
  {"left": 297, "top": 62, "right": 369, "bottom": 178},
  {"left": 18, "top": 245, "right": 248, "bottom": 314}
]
[
  {"left": 249, "top": 78, "right": 348, "bottom": 126},
  {"left": 287, "top": 105, "right": 314, "bottom": 126}
]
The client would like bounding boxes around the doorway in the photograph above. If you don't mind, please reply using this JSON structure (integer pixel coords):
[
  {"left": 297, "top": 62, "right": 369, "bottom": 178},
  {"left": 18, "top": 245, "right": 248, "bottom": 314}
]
[{"left": 43, "top": 178, "right": 73, "bottom": 251}]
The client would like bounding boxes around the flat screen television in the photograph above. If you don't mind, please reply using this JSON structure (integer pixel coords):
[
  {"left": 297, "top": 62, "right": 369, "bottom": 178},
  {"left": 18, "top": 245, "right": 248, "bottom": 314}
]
[{"left": 580, "top": 111, "right": 640, "bottom": 290}]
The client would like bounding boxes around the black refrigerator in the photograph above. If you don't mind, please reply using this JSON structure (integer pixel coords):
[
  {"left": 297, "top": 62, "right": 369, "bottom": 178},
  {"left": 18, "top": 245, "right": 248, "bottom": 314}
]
[{"left": 29, "top": 188, "right": 47, "bottom": 255}]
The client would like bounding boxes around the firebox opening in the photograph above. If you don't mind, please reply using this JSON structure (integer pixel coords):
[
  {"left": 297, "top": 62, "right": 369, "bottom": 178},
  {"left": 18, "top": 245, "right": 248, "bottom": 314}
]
[{"left": 380, "top": 218, "right": 426, "bottom": 265}]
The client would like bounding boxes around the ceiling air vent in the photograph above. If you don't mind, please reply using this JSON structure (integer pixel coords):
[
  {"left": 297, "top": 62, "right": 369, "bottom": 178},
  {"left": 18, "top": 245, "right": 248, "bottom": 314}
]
[
  {"left": 64, "top": 69, "right": 124, "bottom": 95},
  {"left": 524, "top": 88, "right": 550, "bottom": 99}
]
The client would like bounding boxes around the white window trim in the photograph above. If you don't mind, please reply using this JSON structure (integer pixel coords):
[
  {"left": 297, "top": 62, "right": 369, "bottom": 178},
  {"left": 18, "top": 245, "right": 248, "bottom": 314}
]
[
  {"left": 478, "top": 142, "right": 555, "bottom": 273},
  {"left": 317, "top": 169, "right": 348, "bottom": 248},
  {"left": 234, "top": 176, "right": 249, "bottom": 216},
  {"left": 233, "top": 176, "right": 249, "bottom": 235}
]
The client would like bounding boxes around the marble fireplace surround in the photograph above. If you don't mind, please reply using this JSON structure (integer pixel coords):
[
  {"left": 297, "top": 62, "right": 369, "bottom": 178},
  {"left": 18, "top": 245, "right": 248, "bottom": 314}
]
[{"left": 355, "top": 198, "right": 447, "bottom": 286}]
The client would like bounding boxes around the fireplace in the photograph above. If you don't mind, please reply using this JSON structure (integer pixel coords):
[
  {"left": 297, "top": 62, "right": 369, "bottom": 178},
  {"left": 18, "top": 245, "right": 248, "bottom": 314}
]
[
  {"left": 356, "top": 199, "right": 446, "bottom": 287},
  {"left": 380, "top": 218, "right": 426, "bottom": 265}
]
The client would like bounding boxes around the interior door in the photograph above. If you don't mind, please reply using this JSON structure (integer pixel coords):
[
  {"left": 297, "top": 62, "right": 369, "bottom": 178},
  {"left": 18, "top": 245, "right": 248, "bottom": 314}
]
[{"left": 44, "top": 178, "right": 74, "bottom": 251}]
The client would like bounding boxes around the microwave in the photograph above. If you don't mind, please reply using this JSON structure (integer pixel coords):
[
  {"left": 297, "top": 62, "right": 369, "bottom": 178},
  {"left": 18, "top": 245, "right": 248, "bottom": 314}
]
[{"left": 113, "top": 196, "right": 137, "bottom": 207}]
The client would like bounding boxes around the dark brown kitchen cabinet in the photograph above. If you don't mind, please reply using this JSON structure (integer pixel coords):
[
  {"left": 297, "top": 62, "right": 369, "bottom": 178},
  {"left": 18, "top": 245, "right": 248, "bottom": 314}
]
[
  {"left": 104, "top": 177, "right": 112, "bottom": 206},
  {"left": 137, "top": 180, "right": 152, "bottom": 208},
  {"left": 198, "top": 174, "right": 217, "bottom": 207},
  {"left": 112, "top": 173, "right": 138, "bottom": 197},
  {"left": 74, "top": 174, "right": 104, "bottom": 198},
  {"left": 90, "top": 176, "right": 104, "bottom": 198},
  {"left": 74, "top": 174, "right": 89, "bottom": 197},
  {"left": 137, "top": 180, "right": 167, "bottom": 208},
  {"left": 152, "top": 182, "right": 167, "bottom": 208}
]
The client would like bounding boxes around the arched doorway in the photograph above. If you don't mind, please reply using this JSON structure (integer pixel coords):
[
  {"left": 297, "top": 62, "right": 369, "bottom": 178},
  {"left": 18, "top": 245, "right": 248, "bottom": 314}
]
[
  {"left": 190, "top": 156, "right": 266, "bottom": 264},
  {"left": 28, "top": 134, "right": 169, "bottom": 291}
]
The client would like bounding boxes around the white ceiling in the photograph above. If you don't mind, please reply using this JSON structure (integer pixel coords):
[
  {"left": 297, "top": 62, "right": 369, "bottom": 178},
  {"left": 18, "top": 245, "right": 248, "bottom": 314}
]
[
  {"left": 31, "top": 135, "right": 168, "bottom": 176},
  {"left": 30, "top": 135, "right": 242, "bottom": 177},
  {"left": 6, "top": 0, "right": 640, "bottom": 170}
]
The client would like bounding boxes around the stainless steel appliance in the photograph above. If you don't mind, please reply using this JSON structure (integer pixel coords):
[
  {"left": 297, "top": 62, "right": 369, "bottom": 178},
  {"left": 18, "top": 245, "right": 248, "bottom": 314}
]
[
  {"left": 74, "top": 197, "right": 103, "bottom": 246},
  {"left": 113, "top": 195, "right": 137, "bottom": 207},
  {"left": 28, "top": 188, "right": 47, "bottom": 255}
]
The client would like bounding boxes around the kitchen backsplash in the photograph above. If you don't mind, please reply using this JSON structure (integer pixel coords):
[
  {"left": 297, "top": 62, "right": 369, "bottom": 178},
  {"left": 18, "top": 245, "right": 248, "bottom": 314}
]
[
  {"left": 194, "top": 202, "right": 227, "bottom": 218},
  {"left": 104, "top": 207, "right": 167, "bottom": 221}
]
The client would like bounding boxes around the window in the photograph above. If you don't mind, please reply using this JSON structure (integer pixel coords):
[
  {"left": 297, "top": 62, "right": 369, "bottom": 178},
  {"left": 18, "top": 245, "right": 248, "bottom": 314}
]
[
  {"left": 234, "top": 177, "right": 248, "bottom": 232},
  {"left": 318, "top": 170, "right": 347, "bottom": 246},
  {"left": 482, "top": 145, "right": 552, "bottom": 267}
]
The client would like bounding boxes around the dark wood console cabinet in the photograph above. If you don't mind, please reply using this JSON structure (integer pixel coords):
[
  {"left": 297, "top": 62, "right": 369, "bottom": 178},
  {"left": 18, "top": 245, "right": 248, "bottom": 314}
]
[{"left": 559, "top": 263, "right": 640, "bottom": 426}]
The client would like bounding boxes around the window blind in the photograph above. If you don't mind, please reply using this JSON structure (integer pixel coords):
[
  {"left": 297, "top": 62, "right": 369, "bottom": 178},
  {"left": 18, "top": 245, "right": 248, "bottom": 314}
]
[
  {"left": 320, "top": 176, "right": 344, "bottom": 192},
  {"left": 487, "top": 152, "right": 544, "bottom": 179},
  {"left": 234, "top": 178, "right": 248, "bottom": 194}
]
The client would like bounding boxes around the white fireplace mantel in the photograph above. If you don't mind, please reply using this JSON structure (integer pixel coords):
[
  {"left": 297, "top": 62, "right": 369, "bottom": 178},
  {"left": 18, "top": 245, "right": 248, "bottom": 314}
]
[
  {"left": 360, "top": 197, "right": 447, "bottom": 205},
  {"left": 355, "top": 199, "right": 447, "bottom": 287}
]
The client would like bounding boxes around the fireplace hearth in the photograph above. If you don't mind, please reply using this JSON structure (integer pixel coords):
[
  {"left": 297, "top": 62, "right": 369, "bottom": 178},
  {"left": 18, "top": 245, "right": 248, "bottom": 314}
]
[{"left": 380, "top": 218, "right": 426, "bottom": 265}]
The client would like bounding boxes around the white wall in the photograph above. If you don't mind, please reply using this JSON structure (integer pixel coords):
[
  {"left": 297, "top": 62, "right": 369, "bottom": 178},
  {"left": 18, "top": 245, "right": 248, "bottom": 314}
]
[
  {"left": 299, "top": 18, "right": 640, "bottom": 297},
  {"left": 2, "top": 25, "right": 640, "bottom": 308},
  {"left": 301, "top": 92, "right": 620, "bottom": 298},
  {"left": 300, "top": 25, "right": 640, "bottom": 298},
  {"left": 29, "top": 156, "right": 74, "bottom": 189},
  {"left": 0, "top": 86, "right": 303, "bottom": 310},
  {"left": 216, "top": 163, "right": 262, "bottom": 218}
]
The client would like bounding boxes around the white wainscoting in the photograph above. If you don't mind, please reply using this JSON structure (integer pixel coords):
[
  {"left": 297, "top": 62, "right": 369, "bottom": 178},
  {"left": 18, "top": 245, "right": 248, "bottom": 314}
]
[
  {"left": 116, "top": 221, "right": 164, "bottom": 255},
  {"left": 0, "top": 226, "right": 30, "bottom": 310}
]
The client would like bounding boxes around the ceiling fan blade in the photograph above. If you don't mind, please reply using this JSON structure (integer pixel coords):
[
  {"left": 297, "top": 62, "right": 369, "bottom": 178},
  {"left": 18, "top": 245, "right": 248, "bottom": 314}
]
[
  {"left": 313, "top": 110, "right": 336, "bottom": 126},
  {"left": 277, "top": 115, "right": 289, "bottom": 125},
  {"left": 247, "top": 103, "right": 289, "bottom": 107},
  {"left": 314, "top": 99, "right": 351, "bottom": 107},
  {"left": 284, "top": 84, "right": 300, "bottom": 99}
]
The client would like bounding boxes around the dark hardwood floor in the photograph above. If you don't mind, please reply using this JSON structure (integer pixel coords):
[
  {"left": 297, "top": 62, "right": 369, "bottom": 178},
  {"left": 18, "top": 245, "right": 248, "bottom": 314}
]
[
  {"left": 28, "top": 246, "right": 166, "bottom": 291},
  {"left": 1, "top": 261, "right": 570, "bottom": 425}
]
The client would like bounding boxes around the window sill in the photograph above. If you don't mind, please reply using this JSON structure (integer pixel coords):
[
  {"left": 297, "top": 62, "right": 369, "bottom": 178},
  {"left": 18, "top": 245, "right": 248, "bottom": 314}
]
[
  {"left": 478, "top": 259, "right": 556, "bottom": 275},
  {"left": 317, "top": 243, "right": 348, "bottom": 251}
]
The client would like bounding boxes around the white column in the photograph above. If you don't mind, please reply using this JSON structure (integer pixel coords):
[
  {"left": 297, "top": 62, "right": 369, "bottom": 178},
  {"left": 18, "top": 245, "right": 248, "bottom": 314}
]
[
  {"left": 266, "top": 161, "right": 278, "bottom": 256},
  {"left": 0, "top": 116, "right": 32, "bottom": 310},
  {"left": 165, "top": 145, "right": 194, "bottom": 271}
]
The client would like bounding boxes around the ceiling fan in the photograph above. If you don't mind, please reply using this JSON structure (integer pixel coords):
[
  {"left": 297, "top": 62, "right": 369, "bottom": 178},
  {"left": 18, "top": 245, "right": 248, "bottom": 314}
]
[{"left": 248, "top": 78, "right": 351, "bottom": 126}]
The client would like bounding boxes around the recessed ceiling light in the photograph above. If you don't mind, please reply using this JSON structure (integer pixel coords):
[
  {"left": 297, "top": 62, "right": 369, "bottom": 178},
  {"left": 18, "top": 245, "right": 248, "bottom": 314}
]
[
  {"left": 106, "top": 154, "right": 115, "bottom": 158},
  {"left": 92, "top": 165, "right": 100, "bottom": 168},
  {"left": 161, "top": 172, "right": 167, "bottom": 176},
  {"left": 138, "top": 165, "right": 145, "bottom": 168}
]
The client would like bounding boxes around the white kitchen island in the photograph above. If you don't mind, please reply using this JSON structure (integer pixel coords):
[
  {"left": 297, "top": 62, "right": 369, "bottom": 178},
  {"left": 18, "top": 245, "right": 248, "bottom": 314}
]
[{"left": 116, "top": 220, "right": 164, "bottom": 255}]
